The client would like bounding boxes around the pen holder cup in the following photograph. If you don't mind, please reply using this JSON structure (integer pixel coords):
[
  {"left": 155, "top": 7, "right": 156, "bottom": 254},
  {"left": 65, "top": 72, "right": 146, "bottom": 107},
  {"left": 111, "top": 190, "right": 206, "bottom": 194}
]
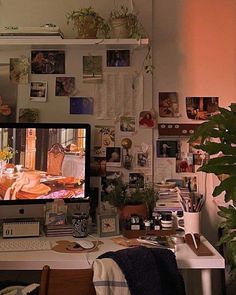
[{"left": 176, "top": 211, "right": 201, "bottom": 234}]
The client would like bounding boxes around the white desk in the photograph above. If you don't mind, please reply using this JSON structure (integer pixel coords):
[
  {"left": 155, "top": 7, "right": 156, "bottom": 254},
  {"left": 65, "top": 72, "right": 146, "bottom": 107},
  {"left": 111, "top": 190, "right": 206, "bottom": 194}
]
[{"left": 0, "top": 235, "right": 224, "bottom": 295}]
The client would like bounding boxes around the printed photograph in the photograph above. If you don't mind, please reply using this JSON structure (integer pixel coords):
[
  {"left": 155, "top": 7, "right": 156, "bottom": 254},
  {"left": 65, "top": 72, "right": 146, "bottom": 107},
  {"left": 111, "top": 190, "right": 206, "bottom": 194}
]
[
  {"left": 107, "top": 50, "right": 130, "bottom": 67},
  {"left": 129, "top": 172, "right": 144, "bottom": 188},
  {"left": 139, "top": 111, "right": 156, "bottom": 128},
  {"left": 186, "top": 97, "right": 219, "bottom": 120},
  {"left": 106, "top": 147, "right": 122, "bottom": 167},
  {"left": 31, "top": 50, "right": 65, "bottom": 74},
  {"left": 176, "top": 152, "right": 194, "bottom": 173},
  {"left": 156, "top": 140, "right": 180, "bottom": 158},
  {"left": 93, "top": 126, "right": 115, "bottom": 157},
  {"left": 10, "top": 57, "right": 29, "bottom": 84},
  {"left": 90, "top": 157, "right": 106, "bottom": 176},
  {"left": 70, "top": 97, "right": 93, "bottom": 115},
  {"left": 136, "top": 151, "right": 149, "bottom": 168},
  {"left": 55, "top": 77, "right": 75, "bottom": 96},
  {"left": 120, "top": 116, "right": 136, "bottom": 132},
  {"left": 30, "top": 81, "right": 47, "bottom": 102},
  {"left": 182, "top": 176, "right": 198, "bottom": 192},
  {"left": 159, "top": 92, "right": 179, "bottom": 117},
  {"left": 18, "top": 108, "right": 39, "bottom": 123},
  {"left": 83, "top": 56, "right": 103, "bottom": 83}
]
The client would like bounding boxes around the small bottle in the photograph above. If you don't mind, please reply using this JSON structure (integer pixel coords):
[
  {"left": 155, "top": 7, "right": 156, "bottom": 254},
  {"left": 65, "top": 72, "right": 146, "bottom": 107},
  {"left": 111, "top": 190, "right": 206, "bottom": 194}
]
[{"left": 154, "top": 216, "right": 161, "bottom": 231}]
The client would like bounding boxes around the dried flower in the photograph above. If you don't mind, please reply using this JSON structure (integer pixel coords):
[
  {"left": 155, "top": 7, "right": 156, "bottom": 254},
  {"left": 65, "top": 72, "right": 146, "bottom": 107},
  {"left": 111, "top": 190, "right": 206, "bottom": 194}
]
[{"left": 0, "top": 147, "right": 15, "bottom": 161}]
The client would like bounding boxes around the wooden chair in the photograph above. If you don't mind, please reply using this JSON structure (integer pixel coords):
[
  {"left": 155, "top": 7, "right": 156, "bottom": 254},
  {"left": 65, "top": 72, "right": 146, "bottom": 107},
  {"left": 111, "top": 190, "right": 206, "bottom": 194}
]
[
  {"left": 47, "top": 143, "right": 65, "bottom": 176},
  {"left": 39, "top": 265, "right": 96, "bottom": 295}
]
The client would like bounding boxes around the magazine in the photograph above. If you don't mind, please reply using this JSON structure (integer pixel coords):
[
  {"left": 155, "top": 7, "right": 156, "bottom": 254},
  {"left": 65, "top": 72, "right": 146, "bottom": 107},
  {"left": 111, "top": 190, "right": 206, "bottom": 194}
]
[{"left": 137, "top": 235, "right": 176, "bottom": 252}]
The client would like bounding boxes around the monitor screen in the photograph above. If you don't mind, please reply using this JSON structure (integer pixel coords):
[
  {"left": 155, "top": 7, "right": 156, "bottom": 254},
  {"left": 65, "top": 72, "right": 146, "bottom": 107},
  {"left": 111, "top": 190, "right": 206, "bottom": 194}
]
[{"left": 0, "top": 123, "right": 91, "bottom": 205}]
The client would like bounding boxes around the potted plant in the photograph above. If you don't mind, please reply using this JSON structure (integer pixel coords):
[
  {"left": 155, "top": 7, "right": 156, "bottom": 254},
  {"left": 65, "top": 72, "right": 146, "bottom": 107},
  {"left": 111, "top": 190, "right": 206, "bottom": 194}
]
[
  {"left": 103, "top": 177, "right": 158, "bottom": 220},
  {"left": 109, "top": 5, "right": 145, "bottom": 39},
  {"left": 66, "top": 7, "right": 109, "bottom": 39},
  {"left": 189, "top": 103, "right": 236, "bottom": 271}
]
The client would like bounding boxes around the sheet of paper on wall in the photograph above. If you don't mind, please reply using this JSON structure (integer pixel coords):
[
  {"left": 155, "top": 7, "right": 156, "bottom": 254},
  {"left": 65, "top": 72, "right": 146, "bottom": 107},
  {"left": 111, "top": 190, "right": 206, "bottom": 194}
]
[
  {"left": 155, "top": 158, "right": 176, "bottom": 183},
  {"left": 93, "top": 73, "right": 143, "bottom": 119}
]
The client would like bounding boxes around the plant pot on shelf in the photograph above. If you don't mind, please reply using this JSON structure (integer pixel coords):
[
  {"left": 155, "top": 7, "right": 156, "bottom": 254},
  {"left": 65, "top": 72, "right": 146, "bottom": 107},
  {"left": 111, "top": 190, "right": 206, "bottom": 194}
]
[
  {"left": 110, "top": 18, "right": 130, "bottom": 38},
  {"left": 74, "top": 16, "right": 98, "bottom": 38}
]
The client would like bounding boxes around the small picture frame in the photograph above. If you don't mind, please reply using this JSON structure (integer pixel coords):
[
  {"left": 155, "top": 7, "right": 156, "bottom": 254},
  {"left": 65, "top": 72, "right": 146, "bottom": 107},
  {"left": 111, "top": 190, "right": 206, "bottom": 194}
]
[{"left": 97, "top": 213, "right": 119, "bottom": 237}]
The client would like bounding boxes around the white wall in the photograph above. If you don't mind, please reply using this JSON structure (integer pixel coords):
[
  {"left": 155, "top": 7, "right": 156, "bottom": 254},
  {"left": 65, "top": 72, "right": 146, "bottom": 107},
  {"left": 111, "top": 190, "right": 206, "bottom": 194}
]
[{"left": 153, "top": 1, "right": 236, "bottom": 294}]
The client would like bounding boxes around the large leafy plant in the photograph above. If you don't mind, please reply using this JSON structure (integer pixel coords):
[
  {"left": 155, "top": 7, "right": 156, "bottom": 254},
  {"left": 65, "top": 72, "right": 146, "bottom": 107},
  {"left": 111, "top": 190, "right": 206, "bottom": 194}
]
[{"left": 189, "top": 103, "right": 236, "bottom": 271}]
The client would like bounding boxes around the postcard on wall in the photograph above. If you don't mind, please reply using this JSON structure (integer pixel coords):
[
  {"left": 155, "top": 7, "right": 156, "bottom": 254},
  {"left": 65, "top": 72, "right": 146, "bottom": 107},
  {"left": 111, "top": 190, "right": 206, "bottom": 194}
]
[
  {"left": 90, "top": 156, "right": 106, "bottom": 177},
  {"left": 10, "top": 57, "right": 29, "bottom": 84},
  {"left": 29, "top": 81, "right": 47, "bottom": 102},
  {"left": 93, "top": 126, "right": 115, "bottom": 157},
  {"left": 139, "top": 110, "right": 156, "bottom": 128},
  {"left": 156, "top": 140, "right": 180, "bottom": 158},
  {"left": 186, "top": 97, "right": 219, "bottom": 120},
  {"left": 129, "top": 172, "right": 144, "bottom": 188},
  {"left": 31, "top": 50, "right": 65, "bottom": 74},
  {"left": 19, "top": 108, "right": 39, "bottom": 123},
  {"left": 159, "top": 92, "right": 179, "bottom": 117},
  {"left": 120, "top": 116, "right": 136, "bottom": 133},
  {"left": 107, "top": 50, "right": 130, "bottom": 67},
  {"left": 106, "top": 147, "right": 122, "bottom": 167},
  {"left": 176, "top": 152, "right": 194, "bottom": 173},
  {"left": 55, "top": 77, "right": 75, "bottom": 96},
  {"left": 70, "top": 97, "right": 93, "bottom": 115},
  {"left": 83, "top": 56, "right": 102, "bottom": 83}
]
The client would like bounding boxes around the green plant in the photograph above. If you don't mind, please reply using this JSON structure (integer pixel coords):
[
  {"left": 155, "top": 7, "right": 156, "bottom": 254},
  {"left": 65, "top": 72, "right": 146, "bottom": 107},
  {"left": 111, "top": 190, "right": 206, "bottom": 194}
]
[
  {"left": 66, "top": 7, "right": 109, "bottom": 38},
  {"left": 109, "top": 5, "right": 145, "bottom": 39},
  {"left": 189, "top": 103, "right": 236, "bottom": 272},
  {"left": 103, "top": 178, "right": 158, "bottom": 218}
]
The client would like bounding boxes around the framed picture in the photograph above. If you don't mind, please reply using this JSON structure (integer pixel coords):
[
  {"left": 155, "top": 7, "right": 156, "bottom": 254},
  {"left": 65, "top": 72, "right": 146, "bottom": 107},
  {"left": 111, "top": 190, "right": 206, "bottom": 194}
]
[
  {"left": 107, "top": 50, "right": 130, "bottom": 67},
  {"left": 97, "top": 213, "right": 119, "bottom": 237},
  {"left": 70, "top": 96, "right": 93, "bottom": 114},
  {"left": 30, "top": 82, "right": 47, "bottom": 102}
]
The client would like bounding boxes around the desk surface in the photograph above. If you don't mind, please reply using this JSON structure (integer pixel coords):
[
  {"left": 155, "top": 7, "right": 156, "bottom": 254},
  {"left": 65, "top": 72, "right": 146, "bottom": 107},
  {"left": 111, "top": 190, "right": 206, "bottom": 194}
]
[{"left": 0, "top": 235, "right": 225, "bottom": 271}]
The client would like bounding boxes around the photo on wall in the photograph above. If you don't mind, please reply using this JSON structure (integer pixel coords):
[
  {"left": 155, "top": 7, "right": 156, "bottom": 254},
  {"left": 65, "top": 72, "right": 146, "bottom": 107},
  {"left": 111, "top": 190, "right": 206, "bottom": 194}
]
[
  {"left": 107, "top": 50, "right": 130, "bottom": 67},
  {"left": 120, "top": 116, "right": 136, "bottom": 133},
  {"left": 31, "top": 50, "right": 65, "bottom": 74},
  {"left": 55, "top": 77, "right": 75, "bottom": 96},
  {"left": 10, "top": 57, "right": 29, "bottom": 84},
  {"left": 139, "top": 110, "right": 156, "bottom": 128},
  {"left": 186, "top": 97, "right": 219, "bottom": 120},
  {"left": 83, "top": 56, "right": 102, "bottom": 83},
  {"left": 30, "top": 81, "right": 47, "bottom": 102},
  {"left": 106, "top": 147, "right": 122, "bottom": 167},
  {"left": 18, "top": 108, "right": 39, "bottom": 123},
  {"left": 70, "top": 96, "right": 93, "bottom": 114},
  {"left": 159, "top": 92, "right": 179, "bottom": 117},
  {"left": 129, "top": 172, "right": 144, "bottom": 188},
  {"left": 176, "top": 152, "right": 194, "bottom": 173},
  {"left": 93, "top": 126, "right": 115, "bottom": 157},
  {"left": 156, "top": 140, "right": 180, "bottom": 158}
]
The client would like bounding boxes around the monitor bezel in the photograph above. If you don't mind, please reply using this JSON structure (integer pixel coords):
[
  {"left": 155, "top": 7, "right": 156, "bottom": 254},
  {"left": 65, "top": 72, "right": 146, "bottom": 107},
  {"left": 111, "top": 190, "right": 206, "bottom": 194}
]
[{"left": 0, "top": 122, "right": 91, "bottom": 205}]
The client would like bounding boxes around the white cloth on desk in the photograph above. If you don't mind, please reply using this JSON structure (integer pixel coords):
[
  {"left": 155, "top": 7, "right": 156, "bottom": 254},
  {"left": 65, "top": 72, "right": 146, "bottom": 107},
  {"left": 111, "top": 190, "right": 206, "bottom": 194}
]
[{"left": 93, "top": 258, "right": 131, "bottom": 295}]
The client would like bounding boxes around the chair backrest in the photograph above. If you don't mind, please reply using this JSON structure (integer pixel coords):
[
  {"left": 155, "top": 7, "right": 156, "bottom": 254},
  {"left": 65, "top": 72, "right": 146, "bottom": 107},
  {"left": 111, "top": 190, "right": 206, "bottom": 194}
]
[
  {"left": 47, "top": 143, "right": 65, "bottom": 176},
  {"left": 39, "top": 265, "right": 96, "bottom": 295}
]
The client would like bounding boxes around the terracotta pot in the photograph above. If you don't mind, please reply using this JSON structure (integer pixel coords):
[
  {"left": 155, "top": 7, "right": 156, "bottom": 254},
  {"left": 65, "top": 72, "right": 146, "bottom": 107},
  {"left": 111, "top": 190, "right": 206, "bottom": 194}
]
[{"left": 119, "top": 203, "right": 147, "bottom": 221}]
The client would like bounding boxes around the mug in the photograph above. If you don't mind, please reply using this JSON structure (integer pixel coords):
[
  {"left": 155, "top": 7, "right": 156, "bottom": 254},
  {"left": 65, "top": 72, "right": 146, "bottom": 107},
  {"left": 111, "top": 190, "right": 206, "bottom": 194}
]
[
  {"left": 176, "top": 211, "right": 201, "bottom": 234},
  {"left": 72, "top": 212, "right": 89, "bottom": 238}
]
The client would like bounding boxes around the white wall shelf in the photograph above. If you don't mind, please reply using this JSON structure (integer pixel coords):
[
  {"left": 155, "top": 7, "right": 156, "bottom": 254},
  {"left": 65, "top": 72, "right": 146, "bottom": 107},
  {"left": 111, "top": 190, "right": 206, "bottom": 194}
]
[{"left": 0, "top": 38, "right": 149, "bottom": 50}]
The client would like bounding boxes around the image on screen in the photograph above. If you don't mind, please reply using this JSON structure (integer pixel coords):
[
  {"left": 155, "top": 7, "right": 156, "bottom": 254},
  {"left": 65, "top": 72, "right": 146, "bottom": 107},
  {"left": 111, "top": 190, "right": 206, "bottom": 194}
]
[{"left": 0, "top": 123, "right": 90, "bottom": 204}]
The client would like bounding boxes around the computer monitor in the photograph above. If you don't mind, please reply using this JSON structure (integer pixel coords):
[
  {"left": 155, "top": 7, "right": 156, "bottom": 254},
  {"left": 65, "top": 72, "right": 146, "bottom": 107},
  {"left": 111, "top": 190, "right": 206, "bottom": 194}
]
[{"left": 0, "top": 123, "right": 91, "bottom": 218}]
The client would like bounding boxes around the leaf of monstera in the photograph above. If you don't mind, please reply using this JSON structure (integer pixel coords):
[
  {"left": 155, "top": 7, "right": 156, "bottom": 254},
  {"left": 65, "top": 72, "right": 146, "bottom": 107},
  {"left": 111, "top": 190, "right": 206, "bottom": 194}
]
[
  {"left": 206, "top": 156, "right": 236, "bottom": 166},
  {"left": 196, "top": 142, "right": 236, "bottom": 155},
  {"left": 199, "top": 164, "right": 236, "bottom": 175}
]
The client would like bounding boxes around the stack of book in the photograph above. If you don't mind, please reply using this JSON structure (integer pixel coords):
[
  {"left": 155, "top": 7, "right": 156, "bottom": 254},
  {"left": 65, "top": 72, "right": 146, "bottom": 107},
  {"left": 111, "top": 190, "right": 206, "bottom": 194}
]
[
  {"left": 153, "top": 188, "right": 183, "bottom": 214},
  {"left": 0, "top": 26, "right": 64, "bottom": 39},
  {"left": 44, "top": 223, "right": 72, "bottom": 237}
]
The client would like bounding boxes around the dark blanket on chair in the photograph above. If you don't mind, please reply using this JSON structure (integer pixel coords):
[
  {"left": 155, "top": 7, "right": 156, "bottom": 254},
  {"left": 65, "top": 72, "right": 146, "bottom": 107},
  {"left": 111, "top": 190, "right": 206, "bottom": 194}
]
[{"left": 98, "top": 246, "right": 186, "bottom": 295}]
